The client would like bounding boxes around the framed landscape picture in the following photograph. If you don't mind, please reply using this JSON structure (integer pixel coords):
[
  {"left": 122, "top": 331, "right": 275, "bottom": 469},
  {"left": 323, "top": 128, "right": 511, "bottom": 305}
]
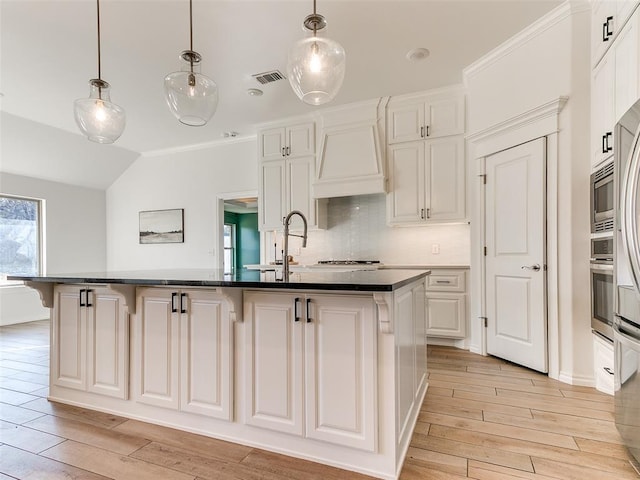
[{"left": 139, "top": 209, "right": 184, "bottom": 244}]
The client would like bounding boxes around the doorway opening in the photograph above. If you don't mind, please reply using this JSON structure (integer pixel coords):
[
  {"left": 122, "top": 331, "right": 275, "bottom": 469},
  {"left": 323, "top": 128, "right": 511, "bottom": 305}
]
[{"left": 216, "top": 193, "right": 260, "bottom": 273}]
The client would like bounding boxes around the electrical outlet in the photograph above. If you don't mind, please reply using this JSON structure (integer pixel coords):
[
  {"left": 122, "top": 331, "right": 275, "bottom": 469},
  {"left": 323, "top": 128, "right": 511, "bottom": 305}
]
[{"left": 431, "top": 244, "right": 440, "bottom": 255}]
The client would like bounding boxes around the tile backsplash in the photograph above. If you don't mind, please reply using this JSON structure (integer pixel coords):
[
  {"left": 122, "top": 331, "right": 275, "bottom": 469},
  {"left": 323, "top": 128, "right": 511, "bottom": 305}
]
[{"left": 271, "top": 194, "right": 470, "bottom": 266}]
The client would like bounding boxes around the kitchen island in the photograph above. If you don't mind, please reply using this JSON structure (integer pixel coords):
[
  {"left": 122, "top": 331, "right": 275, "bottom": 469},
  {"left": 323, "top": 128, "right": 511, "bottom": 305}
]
[{"left": 13, "top": 268, "right": 429, "bottom": 480}]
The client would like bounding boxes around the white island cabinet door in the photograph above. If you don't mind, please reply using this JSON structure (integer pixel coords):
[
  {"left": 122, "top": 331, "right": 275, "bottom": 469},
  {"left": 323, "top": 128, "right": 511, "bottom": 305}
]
[
  {"left": 86, "top": 288, "right": 129, "bottom": 399},
  {"left": 52, "top": 285, "right": 87, "bottom": 391},
  {"left": 136, "top": 288, "right": 180, "bottom": 410},
  {"left": 180, "top": 290, "right": 232, "bottom": 420},
  {"left": 304, "top": 295, "right": 377, "bottom": 452},
  {"left": 244, "top": 292, "right": 303, "bottom": 435}
]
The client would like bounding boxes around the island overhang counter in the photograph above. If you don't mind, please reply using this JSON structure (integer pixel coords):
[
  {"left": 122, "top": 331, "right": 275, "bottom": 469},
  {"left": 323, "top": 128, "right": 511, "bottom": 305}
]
[{"left": 13, "top": 268, "right": 430, "bottom": 480}]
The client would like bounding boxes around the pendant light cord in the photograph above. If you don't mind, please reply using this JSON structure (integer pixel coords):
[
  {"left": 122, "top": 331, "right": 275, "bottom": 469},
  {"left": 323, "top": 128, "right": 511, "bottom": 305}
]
[
  {"left": 313, "top": 0, "right": 317, "bottom": 35},
  {"left": 96, "top": 0, "right": 101, "bottom": 79},
  {"left": 189, "top": 0, "right": 194, "bottom": 73}
]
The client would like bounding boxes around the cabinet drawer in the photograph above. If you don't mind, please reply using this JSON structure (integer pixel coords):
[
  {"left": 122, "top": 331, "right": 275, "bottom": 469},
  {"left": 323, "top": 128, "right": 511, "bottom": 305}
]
[
  {"left": 593, "top": 333, "right": 614, "bottom": 395},
  {"left": 426, "top": 270, "right": 466, "bottom": 292}
]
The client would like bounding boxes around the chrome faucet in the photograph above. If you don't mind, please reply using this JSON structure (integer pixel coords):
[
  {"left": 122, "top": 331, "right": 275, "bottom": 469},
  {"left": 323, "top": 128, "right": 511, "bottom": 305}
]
[{"left": 283, "top": 210, "right": 308, "bottom": 281}]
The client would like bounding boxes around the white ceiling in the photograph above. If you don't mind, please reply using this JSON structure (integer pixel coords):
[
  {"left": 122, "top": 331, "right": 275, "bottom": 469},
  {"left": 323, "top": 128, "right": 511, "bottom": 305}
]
[{"left": 0, "top": 0, "right": 562, "bottom": 187}]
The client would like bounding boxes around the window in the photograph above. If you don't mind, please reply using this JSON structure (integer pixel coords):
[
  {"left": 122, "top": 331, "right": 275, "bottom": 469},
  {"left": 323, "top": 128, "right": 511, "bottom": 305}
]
[
  {"left": 0, "top": 195, "right": 43, "bottom": 285},
  {"left": 223, "top": 223, "right": 236, "bottom": 274}
]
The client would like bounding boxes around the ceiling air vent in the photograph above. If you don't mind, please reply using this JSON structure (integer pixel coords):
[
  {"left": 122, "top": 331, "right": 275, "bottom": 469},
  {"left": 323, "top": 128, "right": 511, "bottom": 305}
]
[{"left": 252, "top": 70, "right": 286, "bottom": 85}]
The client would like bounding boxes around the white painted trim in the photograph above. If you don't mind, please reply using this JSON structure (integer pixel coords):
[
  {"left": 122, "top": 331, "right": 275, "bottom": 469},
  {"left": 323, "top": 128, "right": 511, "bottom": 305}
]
[
  {"left": 426, "top": 337, "right": 469, "bottom": 350},
  {"left": 466, "top": 97, "right": 568, "bottom": 157},
  {"left": 214, "top": 190, "right": 260, "bottom": 271},
  {"left": 463, "top": 2, "right": 575, "bottom": 81},
  {"left": 141, "top": 135, "right": 256, "bottom": 158},
  {"left": 469, "top": 98, "right": 566, "bottom": 382},
  {"left": 546, "top": 132, "right": 560, "bottom": 381},
  {"left": 558, "top": 371, "right": 595, "bottom": 388},
  {"left": 386, "top": 84, "right": 466, "bottom": 106}
]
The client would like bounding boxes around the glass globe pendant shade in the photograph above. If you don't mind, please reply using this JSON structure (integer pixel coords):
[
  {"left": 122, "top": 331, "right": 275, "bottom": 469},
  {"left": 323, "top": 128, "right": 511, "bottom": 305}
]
[
  {"left": 73, "top": 79, "right": 126, "bottom": 144},
  {"left": 287, "top": 16, "right": 345, "bottom": 106},
  {"left": 164, "top": 50, "right": 218, "bottom": 126}
]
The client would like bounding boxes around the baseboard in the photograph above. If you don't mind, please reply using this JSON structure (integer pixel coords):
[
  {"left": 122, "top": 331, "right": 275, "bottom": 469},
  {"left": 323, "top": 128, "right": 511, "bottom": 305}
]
[
  {"left": 427, "top": 337, "right": 469, "bottom": 349},
  {"left": 558, "top": 371, "right": 595, "bottom": 387}
]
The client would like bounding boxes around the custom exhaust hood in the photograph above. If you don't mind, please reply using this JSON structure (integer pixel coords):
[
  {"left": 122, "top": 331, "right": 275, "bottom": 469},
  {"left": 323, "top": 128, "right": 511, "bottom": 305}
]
[{"left": 312, "top": 97, "right": 388, "bottom": 198}]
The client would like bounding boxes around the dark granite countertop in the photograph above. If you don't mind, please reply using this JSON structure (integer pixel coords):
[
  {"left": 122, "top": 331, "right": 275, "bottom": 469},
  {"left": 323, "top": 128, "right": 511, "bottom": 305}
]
[{"left": 9, "top": 268, "right": 430, "bottom": 292}]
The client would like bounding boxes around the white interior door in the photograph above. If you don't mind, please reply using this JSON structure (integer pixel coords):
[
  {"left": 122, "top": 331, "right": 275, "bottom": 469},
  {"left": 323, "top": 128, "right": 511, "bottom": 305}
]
[{"left": 485, "top": 138, "right": 547, "bottom": 373}]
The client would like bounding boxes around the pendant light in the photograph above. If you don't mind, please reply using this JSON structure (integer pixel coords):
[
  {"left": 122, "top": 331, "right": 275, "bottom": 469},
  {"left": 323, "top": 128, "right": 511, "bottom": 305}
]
[
  {"left": 73, "top": 0, "right": 125, "bottom": 144},
  {"left": 164, "top": 0, "right": 218, "bottom": 126},
  {"left": 287, "top": 0, "right": 346, "bottom": 106}
]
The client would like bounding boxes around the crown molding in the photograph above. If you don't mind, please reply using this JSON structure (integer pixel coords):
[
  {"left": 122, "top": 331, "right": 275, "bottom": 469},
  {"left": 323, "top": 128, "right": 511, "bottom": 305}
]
[
  {"left": 463, "top": 1, "right": 577, "bottom": 82},
  {"left": 140, "top": 134, "right": 256, "bottom": 158},
  {"left": 467, "top": 96, "right": 568, "bottom": 158}
]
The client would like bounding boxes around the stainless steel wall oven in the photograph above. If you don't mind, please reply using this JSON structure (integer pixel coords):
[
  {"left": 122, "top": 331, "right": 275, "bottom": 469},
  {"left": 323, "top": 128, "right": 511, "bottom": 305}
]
[
  {"left": 592, "top": 260, "right": 614, "bottom": 341},
  {"left": 591, "top": 160, "right": 615, "bottom": 233}
]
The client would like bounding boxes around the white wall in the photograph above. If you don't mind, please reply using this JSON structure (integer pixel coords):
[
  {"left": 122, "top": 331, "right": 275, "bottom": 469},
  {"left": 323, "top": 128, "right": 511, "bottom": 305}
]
[
  {"left": 464, "top": 3, "right": 592, "bottom": 383},
  {"left": 0, "top": 172, "right": 107, "bottom": 325},
  {"left": 106, "top": 139, "right": 258, "bottom": 270},
  {"left": 269, "top": 194, "right": 470, "bottom": 266}
]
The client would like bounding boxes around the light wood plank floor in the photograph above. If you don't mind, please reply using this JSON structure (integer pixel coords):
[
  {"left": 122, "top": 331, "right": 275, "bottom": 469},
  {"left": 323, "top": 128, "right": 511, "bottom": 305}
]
[{"left": 0, "top": 320, "right": 638, "bottom": 479}]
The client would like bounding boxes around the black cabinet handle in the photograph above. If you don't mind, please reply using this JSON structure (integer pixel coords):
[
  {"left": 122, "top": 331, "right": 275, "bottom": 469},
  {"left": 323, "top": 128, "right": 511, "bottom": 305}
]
[
  {"left": 426, "top": 208, "right": 431, "bottom": 219},
  {"left": 286, "top": 146, "right": 291, "bottom": 156},
  {"left": 79, "top": 289, "right": 86, "bottom": 307},
  {"left": 606, "top": 131, "right": 613, "bottom": 152},
  {"left": 604, "top": 366, "right": 614, "bottom": 375},
  {"left": 425, "top": 125, "right": 430, "bottom": 137},
  {"left": 306, "top": 298, "right": 312, "bottom": 323},
  {"left": 171, "top": 292, "right": 178, "bottom": 313},
  {"left": 180, "top": 293, "right": 187, "bottom": 314},
  {"left": 294, "top": 297, "right": 301, "bottom": 322},
  {"left": 420, "top": 208, "right": 425, "bottom": 219},
  {"left": 603, "top": 21, "right": 609, "bottom": 42},
  {"left": 605, "top": 16, "right": 614, "bottom": 41},
  {"left": 85, "top": 289, "right": 93, "bottom": 308},
  {"left": 281, "top": 146, "right": 285, "bottom": 157},
  {"left": 420, "top": 126, "right": 424, "bottom": 138},
  {"left": 602, "top": 134, "right": 608, "bottom": 154}
]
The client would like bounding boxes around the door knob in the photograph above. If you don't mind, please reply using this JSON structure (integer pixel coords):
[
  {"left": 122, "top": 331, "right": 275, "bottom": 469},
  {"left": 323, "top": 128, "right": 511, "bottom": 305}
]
[{"left": 521, "top": 264, "right": 541, "bottom": 272}]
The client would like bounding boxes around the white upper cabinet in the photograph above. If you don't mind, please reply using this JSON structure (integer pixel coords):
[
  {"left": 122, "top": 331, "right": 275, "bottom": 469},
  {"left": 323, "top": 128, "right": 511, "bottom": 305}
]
[
  {"left": 258, "top": 121, "right": 326, "bottom": 231},
  {"left": 260, "top": 123, "right": 315, "bottom": 161},
  {"left": 591, "top": 4, "right": 640, "bottom": 168},
  {"left": 591, "top": 0, "right": 639, "bottom": 68},
  {"left": 387, "top": 91, "right": 465, "bottom": 144},
  {"left": 592, "top": 53, "right": 615, "bottom": 168},
  {"left": 387, "top": 136, "right": 466, "bottom": 225}
]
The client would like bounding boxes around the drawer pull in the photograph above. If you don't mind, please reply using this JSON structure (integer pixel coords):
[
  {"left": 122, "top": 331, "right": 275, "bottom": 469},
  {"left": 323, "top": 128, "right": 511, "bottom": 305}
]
[
  {"left": 436, "top": 280, "right": 451, "bottom": 284},
  {"left": 604, "top": 367, "right": 614, "bottom": 375}
]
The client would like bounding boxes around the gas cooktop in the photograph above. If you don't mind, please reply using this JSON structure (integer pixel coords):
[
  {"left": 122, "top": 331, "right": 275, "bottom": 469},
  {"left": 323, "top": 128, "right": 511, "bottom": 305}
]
[{"left": 317, "top": 260, "right": 381, "bottom": 265}]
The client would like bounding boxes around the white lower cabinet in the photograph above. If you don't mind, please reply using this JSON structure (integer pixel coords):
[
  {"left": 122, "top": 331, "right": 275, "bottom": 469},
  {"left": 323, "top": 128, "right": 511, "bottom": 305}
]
[
  {"left": 135, "top": 288, "right": 233, "bottom": 420},
  {"left": 395, "top": 280, "right": 427, "bottom": 443},
  {"left": 593, "top": 332, "right": 614, "bottom": 395},
  {"left": 52, "top": 284, "right": 128, "bottom": 399},
  {"left": 425, "top": 269, "right": 468, "bottom": 339},
  {"left": 244, "top": 291, "right": 377, "bottom": 451}
]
